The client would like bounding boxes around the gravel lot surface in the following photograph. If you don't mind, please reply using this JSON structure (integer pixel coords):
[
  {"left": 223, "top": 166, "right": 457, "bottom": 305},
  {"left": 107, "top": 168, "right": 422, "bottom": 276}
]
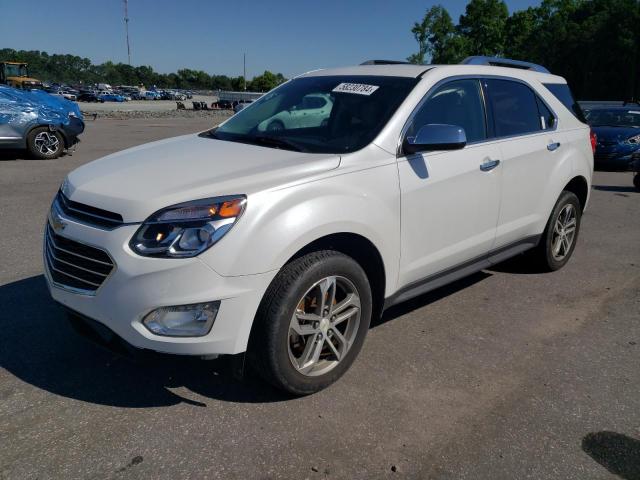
[{"left": 0, "top": 117, "right": 639, "bottom": 479}]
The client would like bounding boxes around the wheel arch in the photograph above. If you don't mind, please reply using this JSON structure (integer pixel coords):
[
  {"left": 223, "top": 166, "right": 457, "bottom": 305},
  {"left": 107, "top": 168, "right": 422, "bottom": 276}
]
[
  {"left": 285, "top": 232, "right": 387, "bottom": 322},
  {"left": 563, "top": 175, "right": 589, "bottom": 212}
]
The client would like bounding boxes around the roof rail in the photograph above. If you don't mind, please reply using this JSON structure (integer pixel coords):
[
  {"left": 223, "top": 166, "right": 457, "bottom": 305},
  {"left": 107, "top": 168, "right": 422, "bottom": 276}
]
[
  {"left": 360, "top": 60, "right": 412, "bottom": 65},
  {"left": 461, "top": 56, "right": 550, "bottom": 74}
]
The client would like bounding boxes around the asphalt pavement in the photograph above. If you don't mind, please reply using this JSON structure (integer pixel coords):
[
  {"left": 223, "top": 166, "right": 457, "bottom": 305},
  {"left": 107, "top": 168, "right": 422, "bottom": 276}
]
[{"left": 0, "top": 117, "right": 639, "bottom": 479}]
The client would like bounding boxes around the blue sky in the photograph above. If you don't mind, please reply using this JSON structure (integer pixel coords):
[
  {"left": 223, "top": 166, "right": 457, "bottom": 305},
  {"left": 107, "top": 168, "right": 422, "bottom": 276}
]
[{"left": 1, "top": 0, "right": 540, "bottom": 78}]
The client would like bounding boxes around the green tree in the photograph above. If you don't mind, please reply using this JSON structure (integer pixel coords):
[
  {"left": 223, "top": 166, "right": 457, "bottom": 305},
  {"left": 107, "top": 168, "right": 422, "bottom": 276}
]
[
  {"left": 247, "top": 70, "right": 286, "bottom": 91},
  {"left": 457, "top": 0, "right": 509, "bottom": 56},
  {"left": 408, "top": 5, "right": 467, "bottom": 64}
]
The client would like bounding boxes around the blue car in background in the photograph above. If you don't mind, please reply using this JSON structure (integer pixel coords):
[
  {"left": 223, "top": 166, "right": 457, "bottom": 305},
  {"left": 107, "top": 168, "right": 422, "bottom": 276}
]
[
  {"left": 98, "top": 92, "right": 126, "bottom": 102},
  {"left": 0, "top": 85, "right": 84, "bottom": 159},
  {"left": 584, "top": 105, "right": 640, "bottom": 172}
]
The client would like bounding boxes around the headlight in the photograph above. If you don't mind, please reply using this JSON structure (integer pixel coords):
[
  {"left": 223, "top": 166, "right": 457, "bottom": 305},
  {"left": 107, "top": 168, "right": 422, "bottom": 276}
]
[
  {"left": 130, "top": 196, "right": 246, "bottom": 258},
  {"left": 626, "top": 134, "right": 640, "bottom": 145}
]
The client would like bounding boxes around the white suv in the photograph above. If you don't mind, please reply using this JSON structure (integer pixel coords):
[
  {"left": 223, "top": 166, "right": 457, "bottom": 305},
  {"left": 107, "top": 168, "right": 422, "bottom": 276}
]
[{"left": 44, "top": 57, "right": 594, "bottom": 394}]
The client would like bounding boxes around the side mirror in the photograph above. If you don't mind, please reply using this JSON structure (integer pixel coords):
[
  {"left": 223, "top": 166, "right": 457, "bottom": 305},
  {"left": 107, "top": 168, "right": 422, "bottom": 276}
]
[{"left": 403, "top": 124, "right": 467, "bottom": 154}]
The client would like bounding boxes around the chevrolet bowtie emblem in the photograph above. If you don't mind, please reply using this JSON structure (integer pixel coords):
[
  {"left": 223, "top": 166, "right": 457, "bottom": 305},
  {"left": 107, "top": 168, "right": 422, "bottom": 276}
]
[{"left": 50, "top": 207, "right": 67, "bottom": 233}]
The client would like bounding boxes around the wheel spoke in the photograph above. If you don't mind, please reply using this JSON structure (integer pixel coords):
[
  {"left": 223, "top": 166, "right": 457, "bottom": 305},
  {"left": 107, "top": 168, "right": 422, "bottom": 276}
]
[
  {"left": 562, "top": 236, "right": 571, "bottom": 254},
  {"left": 329, "top": 328, "right": 348, "bottom": 354},
  {"left": 331, "top": 292, "right": 359, "bottom": 316},
  {"left": 291, "top": 314, "right": 319, "bottom": 336},
  {"left": 325, "top": 335, "right": 342, "bottom": 361},
  {"left": 552, "top": 236, "right": 563, "bottom": 256},
  {"left": 318, "top": 276, "right": 336, "bottom": 315},
  {"left": 332, "top": 306, "right": 359, "bottom": 326},
  {"left": 298, "top": 336, "right": 324, "bottom": 373}
]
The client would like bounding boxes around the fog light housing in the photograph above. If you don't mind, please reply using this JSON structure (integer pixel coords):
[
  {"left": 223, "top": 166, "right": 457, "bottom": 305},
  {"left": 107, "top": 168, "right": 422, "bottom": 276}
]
[{"left": 142, "top": 301, "right": 220, "bottom": 337}]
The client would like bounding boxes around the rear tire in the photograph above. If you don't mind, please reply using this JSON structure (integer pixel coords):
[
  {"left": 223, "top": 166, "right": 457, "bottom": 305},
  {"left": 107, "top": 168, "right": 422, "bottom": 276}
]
[
  {"left": 531, "top": 191, "right": 581, "bottom": 271},
  {"left": 248, "top": 250, "right": 372, "bottom": 395},
  {"left": 634, "top": 173, "right": 640, "bottom": 192},
  {"left": 26, "top": 127, "right": 64, "bottom": 160}
]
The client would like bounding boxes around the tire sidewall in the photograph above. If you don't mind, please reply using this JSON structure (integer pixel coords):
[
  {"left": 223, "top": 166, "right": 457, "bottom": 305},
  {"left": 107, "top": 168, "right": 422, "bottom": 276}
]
[
  {"left": 27, "top": 127, "right": 63, "bottom": 160},
  {"left": 259, "top": 252, "right": 372, "bottom": 395},
  {"left": 541, "top": 191, "right": 581, "bottom": 270}
]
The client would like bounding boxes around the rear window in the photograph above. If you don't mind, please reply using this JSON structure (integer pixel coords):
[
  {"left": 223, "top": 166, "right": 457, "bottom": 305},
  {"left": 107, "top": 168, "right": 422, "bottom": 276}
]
[{"left": 543, "top": 83, "right": 587, "bottom": 123}]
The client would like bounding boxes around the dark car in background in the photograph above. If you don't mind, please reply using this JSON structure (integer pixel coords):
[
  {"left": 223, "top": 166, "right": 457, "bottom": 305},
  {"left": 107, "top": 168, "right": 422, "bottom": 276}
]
[{"left": 583, "top": 105, "right": 640, "bottom": 172}]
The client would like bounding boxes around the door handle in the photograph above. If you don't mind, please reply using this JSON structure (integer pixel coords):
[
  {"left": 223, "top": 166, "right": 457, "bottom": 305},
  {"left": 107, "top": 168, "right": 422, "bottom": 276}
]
[
  {"left": 480, "top": 159, "right": 500, "bottom": 172},
  {"left": 547, "top": 142, "right": 561, "bottom": 151}
]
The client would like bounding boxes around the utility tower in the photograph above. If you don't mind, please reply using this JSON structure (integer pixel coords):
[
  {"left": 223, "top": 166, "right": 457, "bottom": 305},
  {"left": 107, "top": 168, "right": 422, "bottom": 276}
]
[{"left": 123, "top": 0, "right": 131, "bottom": 65}]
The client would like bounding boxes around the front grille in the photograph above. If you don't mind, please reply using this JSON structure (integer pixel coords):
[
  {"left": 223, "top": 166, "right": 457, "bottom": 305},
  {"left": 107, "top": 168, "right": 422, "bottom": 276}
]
[
  {"left": 44, "top": 223, "right": 115, "bottom": 293},
  {"left": 56, "top": 190, "right": 123, "bottom": 229}
]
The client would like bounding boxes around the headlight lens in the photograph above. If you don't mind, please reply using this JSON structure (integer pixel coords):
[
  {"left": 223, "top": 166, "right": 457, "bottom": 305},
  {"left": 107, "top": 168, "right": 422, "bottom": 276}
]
[
  {"left": 130, "top": 196, "right": 246, "bottom": 258},
  {"left": 627, "top": 134, "right": 640, "bottom": 145}
]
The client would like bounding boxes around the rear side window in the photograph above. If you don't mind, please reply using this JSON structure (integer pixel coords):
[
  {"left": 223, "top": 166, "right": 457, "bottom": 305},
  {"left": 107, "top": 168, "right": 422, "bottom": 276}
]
[
  {"left": 543, "top": 83, "right": 587, "bottom": 123},
  {"left": 485, "top": 79, "right": 541, "bottom": 137},
  {"left": 407, "top": 79, "right": 487, "bottom": 143}
]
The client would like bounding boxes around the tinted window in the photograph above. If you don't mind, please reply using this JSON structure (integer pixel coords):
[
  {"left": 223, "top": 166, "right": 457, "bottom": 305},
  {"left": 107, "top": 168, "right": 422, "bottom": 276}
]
[
  {"left": 536, "top": 96, "right": 556, "bottom": 130},
  {"left": 543, "top": 83, "right": 587, "bottom": 123},
  {"left": 486, "top": 79, "right": 541, "bottom": 137},
  {"left": 407, "top": 79, "right": 487, "bottom": 143}
]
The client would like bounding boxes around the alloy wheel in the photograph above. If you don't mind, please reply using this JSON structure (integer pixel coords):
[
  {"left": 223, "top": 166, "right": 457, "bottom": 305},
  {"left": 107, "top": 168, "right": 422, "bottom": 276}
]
[
  {"left": 34, "top": 131, "right": 60, "bottom": 156},
  {"left": 551, "top": 203, "right": 577, "bottom": 261},
  {"left": 288, "top": 275, "right": 361, "bottom": 377}
]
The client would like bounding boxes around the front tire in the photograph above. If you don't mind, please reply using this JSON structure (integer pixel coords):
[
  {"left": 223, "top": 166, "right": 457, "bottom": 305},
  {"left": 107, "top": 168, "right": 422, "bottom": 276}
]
[
  {"left": 26, "top": 127, "right": 64, "bottom": 159},
  {"left": 249, "top": 251, "right": 372, "bottom": 395},
  {"left": 532, "top": 191, "right": 581, "bottom": 271}
]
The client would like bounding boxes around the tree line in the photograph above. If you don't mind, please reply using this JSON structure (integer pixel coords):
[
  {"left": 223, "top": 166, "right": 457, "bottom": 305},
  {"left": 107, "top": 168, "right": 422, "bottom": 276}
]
[
  {"left": 408, "top": 0, "right": 640, "bottom": 101},
  {"left": 0, "top": 48, "right": 286, "bottom": 92}
]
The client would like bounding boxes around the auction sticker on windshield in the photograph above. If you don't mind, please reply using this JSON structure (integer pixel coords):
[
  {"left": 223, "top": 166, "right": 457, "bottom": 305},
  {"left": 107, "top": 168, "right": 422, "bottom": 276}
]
[{"left": 333, "top": 83, "right": 379, "bottom": 95}]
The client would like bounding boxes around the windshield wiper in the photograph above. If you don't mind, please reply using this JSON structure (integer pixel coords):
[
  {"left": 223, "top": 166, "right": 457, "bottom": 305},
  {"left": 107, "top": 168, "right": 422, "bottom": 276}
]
[{"left": 244, "top": 135, "right": 307, "bottom": 152}]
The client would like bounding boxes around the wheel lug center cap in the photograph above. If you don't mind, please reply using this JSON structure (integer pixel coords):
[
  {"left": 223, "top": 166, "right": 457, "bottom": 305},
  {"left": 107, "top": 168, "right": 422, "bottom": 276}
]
[{"left": 319, "top": 318, "right": 330, "bottom": 334}]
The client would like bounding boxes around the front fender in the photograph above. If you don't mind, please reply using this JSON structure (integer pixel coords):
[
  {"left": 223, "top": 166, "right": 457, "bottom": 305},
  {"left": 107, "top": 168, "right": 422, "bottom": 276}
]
[{"left": 200, "top": 163, "right": 401, "bottom": 295}]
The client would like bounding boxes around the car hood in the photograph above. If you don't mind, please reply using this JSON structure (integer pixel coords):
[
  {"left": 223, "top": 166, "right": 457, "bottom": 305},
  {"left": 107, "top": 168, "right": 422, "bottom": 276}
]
[
  {"left": 592, "top": 126, "right": 639, "bottom": 144},
  {"left": 0, "top": 85, "right": 82, "bottom": 123},
  {"left": 66, "top": 133, "right": 341, "bottom": 222}
]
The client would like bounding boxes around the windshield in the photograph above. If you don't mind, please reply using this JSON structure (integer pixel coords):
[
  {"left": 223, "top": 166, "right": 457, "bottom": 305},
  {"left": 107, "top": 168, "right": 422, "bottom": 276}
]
[
  {"left": 584, "top": 108, "right": 640, "bottom": 128},
  {"left": 4, "top": 64, "right": 28, "bottom": 77},
  {"left": 211, "top": 75, "right": 418, "bottom": 154}
]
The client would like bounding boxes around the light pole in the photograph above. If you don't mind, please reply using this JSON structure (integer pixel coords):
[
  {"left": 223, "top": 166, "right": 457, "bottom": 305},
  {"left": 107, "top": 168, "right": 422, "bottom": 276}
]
[{"left": 124, "top": 0, "right": 132, "bottom": 65}]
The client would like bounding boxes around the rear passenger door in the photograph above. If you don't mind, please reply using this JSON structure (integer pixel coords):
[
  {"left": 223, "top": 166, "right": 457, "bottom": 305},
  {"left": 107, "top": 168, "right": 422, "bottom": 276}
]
[{"left": 483, "top": 78, "right": 562, "bottom": 250}]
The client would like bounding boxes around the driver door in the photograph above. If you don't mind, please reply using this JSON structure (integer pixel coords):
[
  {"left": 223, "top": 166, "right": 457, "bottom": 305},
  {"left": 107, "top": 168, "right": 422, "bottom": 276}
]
[{"left": 397, "top": 78, "right": 502, "bottom": 288}]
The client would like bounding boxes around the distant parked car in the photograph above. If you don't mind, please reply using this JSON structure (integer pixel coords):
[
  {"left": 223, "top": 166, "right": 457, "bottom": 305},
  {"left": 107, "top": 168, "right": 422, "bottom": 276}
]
[
  {"left": 583, "top": 105, "right": 640, "bottom": 172},
  {"left": 215, "top": 99, "right": 232, "bottom": 109},
  {"left": 0, "top": 84, "right": 84, "bottom": 159},
  {"left": 233, "top": 100, "right": 254, "bottom": 113},
  {"left": 77, "top": 92, "right": 102, "bottom": 102},
  {"left": 44, "top": 87, "right": 77, "bottom": 102},
  {"left": 98, "top": 92, "right": 126, "bottom": 102},
  {"left": 144, "top": 91, "right": 161, "bottom": 100}
]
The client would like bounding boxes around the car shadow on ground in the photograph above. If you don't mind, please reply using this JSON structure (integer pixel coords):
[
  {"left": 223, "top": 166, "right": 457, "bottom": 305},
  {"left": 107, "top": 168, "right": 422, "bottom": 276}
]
[
  {"left": 0, "top": 275, "right": 287, "bottom": 407},
  {"left": 0, "top": 264, "right": 515, "bottom": 407},
  {"left": 0, "top": 149, "right": 28, "bottom": 161},
  {"left": 593, "top": 184, "right": 638, "bottom": 193},
  {"left": 582, "top": 431, "right": 640, "bottom": 480}
]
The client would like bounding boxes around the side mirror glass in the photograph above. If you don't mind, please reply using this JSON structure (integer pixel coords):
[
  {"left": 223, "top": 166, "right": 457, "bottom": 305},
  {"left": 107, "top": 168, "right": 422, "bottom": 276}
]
[{"left": 404, "top": 124, "right": 467, "bottom": 154}]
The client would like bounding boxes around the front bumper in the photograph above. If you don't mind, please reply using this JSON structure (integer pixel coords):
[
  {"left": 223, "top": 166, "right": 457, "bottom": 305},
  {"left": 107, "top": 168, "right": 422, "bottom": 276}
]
[
  {"left": 43, "top": 214, "right": 276, "bottom": 356},
  {"left": 60, "top": 116, "right": 85, "bottom": 148}
]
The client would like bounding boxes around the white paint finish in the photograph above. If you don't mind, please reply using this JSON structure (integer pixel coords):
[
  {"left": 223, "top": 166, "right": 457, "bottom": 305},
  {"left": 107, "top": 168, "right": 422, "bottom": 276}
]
[
  {"left": 397, "top": 143, "right": 502, "bottom": 287},
  {"left": 48, "top": 63, "right": 593, "bottom": 356}
]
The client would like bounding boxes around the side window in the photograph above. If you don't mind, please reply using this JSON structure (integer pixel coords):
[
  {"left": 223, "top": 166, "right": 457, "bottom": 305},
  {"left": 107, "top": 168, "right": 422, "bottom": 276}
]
[
  {"left": 543, "top": 83, "right": 587, "bottom": 123},
  {"left": 485, "top": 79, "right": 541, "bottom": 137},
  {"left": 407, "top": 79, "right": 487, "bottom": 143},
  {"left": 535, "top": 96, "right": 556, "bottom": 130}
]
